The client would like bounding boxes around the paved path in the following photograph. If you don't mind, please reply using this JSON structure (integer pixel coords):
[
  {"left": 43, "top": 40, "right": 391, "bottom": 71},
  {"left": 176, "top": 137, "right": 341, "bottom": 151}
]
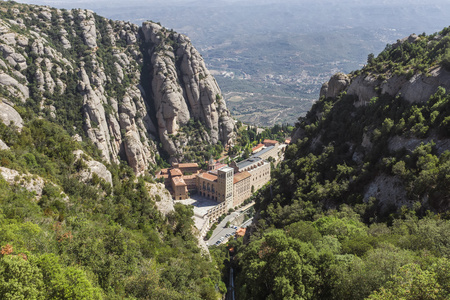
[{"left": 207, "top": 211, "right": 254, "bottom": 246}]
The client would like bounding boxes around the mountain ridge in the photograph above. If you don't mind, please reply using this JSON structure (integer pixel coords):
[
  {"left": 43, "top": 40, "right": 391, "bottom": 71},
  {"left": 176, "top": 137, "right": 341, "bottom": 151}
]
[{"left": 0, "top": 2, "right": 235, "bottom": 174}]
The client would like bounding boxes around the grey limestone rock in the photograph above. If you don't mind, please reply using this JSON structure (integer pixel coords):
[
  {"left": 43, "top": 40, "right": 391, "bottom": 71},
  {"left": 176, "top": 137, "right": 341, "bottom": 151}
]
[
  {"left": 0, "top": 167, "right": 46, "bottom": 199},
  {"left": 141, "top": 22, "right": 235, "bottom": 159},
  {"left": 347, "top": 74, "right": 379, "bottom": 107},
  {"left": 0, "top": 6, "right": 234, "bottom": 176},
  {"left": 364, "top": 174, "right": 410, "bottom": 213},
  {"left": 0, "top": 101, "right": 23, "bottom": 131},
  {"left": 0, "top": 139, "right": 9, "bottom": 150},
  {"left": 73, "top": 150, "right": 113, "bottom": 186},
  {"left": 320, "top": 73, "right": 350, "bottom": 99}
]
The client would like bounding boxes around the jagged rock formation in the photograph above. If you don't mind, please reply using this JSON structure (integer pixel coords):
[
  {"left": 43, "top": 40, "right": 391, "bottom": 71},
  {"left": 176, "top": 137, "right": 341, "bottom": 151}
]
[
  {"left": 141, "top": 22, "right": 235, "bottom": 160},
  {"left": 319, "top": 72, "right": 351, "bottom": 99},
  {"left": 0, "top": 4, "right": 235, "bottom": 174}
]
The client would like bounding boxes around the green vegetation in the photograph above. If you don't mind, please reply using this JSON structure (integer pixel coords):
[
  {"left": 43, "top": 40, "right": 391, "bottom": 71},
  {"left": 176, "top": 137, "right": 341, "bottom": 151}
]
[
  {"left": 360, "top": 27, "right": 450, "bottom": 77},
  {"left": 178, "top": 118, "right": 225, "bottom": 163},
  {"left": 0, "top": 3, "right": 225, "bottom": 298},
  {"left": 0, "top": 115, "right": 224, "bottom": 299},
  {"left": 229, "top": 122, "right": 293, "bottom": 159},
  {"left": 232, "top": 29, "right": 450, "bottom": 299}
]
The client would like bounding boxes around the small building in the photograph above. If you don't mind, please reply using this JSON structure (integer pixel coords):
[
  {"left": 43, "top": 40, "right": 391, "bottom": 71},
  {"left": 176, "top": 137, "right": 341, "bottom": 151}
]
[
  {"left": 252, "top": 143, "right": 264, "bottom": 154},
  {"left": 236, "top": 228, "right": 246, "bottom": 237},
  {"left": 263, "top": 139, "right": 279, "bottom": 147},
  {"left": 172, "top": 162, "right": 199, "bottom": 175}
]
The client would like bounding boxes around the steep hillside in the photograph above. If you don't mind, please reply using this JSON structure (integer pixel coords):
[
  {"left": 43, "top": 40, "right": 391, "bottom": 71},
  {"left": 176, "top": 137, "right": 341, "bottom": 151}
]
[
  {"left": 234, "top": 28, "right": 450, "bottom": 299},
  {"left": 0, "top": 2, "right": 229, "bottom": 299},
  {"left": 0, "top": 2, "right": 234, "bottom": 173}
]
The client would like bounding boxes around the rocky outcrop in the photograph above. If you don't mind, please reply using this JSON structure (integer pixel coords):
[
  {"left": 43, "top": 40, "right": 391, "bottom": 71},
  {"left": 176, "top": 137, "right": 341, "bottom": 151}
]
[
  {"left": 0, "top": 167, "right": 45, "bottom": 199},
  {"left": 141, "top": 22, "right": 235, "bottom": 160},
  {"left": 388, "top": 135, "right": 450, "bottom": 156},
  {"left": 148, "top": 182, "right": 174, "bottom": 216},
  {"left": 0, "top": 139, "right": 9, "bottom": 150},
  {"left": 347, "top": 74, "right": 380, "bottom": 107},
  {"left": 73, "top": 150, "right": 113, "bottom": 186},
  {"left": 343, "top": 67, "right": 450, "bottom": 107},
  {"left": 0, "top": 101, "right": 23, "bottom": 131},
  {"left": 0, "top": 5, "right": 235, "bottom": 174},
  {"left": 0, "top": 72, "right": 29, "bottom": 102},
  {"left": 320, "top": 73, "right": 351, "bottom": 99},
  {"left": 364, "top": 174, "right": 410, "bottom": 213}
]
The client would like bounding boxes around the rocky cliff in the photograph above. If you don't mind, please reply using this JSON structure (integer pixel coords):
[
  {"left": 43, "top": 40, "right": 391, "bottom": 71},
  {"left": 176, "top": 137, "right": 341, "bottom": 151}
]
[
  {"left": 290, "top": 31, "right": 450, "bottom": 213},
  {"left": 0, "top": 3, "right": 235, "bottom": 174}
]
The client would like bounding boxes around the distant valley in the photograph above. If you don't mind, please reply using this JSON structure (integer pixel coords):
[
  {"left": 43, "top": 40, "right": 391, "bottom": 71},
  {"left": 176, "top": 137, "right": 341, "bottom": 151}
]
[{"left": 19, "top": 0, "right": 450, "bottom": 125}]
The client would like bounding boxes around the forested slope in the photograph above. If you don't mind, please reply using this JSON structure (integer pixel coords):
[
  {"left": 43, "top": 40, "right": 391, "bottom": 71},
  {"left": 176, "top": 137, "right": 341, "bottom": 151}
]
[
  {"left": 235, "top": 28, "right": 450, "bottom": 300},
  {"left": 0, "top": 2, "right": 228, "bottom": 299}
]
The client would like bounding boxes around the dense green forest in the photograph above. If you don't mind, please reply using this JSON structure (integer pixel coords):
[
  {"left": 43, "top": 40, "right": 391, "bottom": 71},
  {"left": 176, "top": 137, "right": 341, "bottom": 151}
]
[
  {"left": 0, "top": 116, "right": 225, "bottom": 299},
  {"left": 233, "top": 28, "right": 450, "bottom": 299}
]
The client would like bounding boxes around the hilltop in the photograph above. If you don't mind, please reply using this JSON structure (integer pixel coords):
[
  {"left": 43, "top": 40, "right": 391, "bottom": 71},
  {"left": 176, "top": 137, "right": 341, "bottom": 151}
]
[{"left": 234, "top": 28, "right": 450, "bottom": 299}]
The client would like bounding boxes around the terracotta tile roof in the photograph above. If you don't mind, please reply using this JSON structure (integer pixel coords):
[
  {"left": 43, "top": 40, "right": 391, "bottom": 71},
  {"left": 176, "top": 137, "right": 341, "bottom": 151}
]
[
  {"left": 160, "top": 168, "right": 169, "bottom": 175},
  {"left": 252, "top": 143, "right": 264, "bottom": 152},
  {"left": 213, "top": 163, "right": 227, "bottom": 170},
  {"left": 233, "top": 171, "right": 251, "bottom": 184},
  {"left": 199, "top": 172, "right": 218, "bottom": 182},
  {"left": 178, "top": 163, "right": 199, "bottom": 168},
  {"left": 172, "top": 177, "right": 186, "bottom": 186},
  {"left": 263, "top": 139, "right": 279, "bottom": 145},
  {"left": 236, "top": 228, "right": 246, "bottom": 237},
  {"left": 169, "top": 168, "right": 183, "bottom": 177},
  {"left": 182, "top": 174, "right": 197, "bottom": 180}
]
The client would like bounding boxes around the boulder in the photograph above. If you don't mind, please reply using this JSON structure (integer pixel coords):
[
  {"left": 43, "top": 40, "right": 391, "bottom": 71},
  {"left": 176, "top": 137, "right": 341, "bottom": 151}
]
[{"left": 0, "top": 101, "right": 23, "bottom": 131}]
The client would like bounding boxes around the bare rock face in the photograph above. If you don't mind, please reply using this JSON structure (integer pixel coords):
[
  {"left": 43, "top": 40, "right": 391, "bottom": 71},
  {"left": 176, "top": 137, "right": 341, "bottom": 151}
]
[
  {"left": 0, "top": 72, "right": 29, "bottom": 102},
  {"left": 364, "top": 174, "right": 410, "bottom": 213},
  {"left": 0, "top": 139, "right": 9, "bottom": 150},
  {"left": 0, "top": 101, "right": 23, "bottom": 131},
  {"left": 397, "top": 67, "right": 450, "bottom": 103},
  {"left": 148, "top": 182, "right": 174, "bottom": 216},
  {"left": 141, "top": 22, "right": 235, "bottom": 160},
  {"left": 347, "top": 74, "right": 380, "bottom": 107},
  {"left": 73, "top": 150, "right": 113, "bottom": 185},
  {"left": 0, "top": 167, "right": 46, "bottom": 199},
  {"left": 388, "top": 135, "right": 450, "bottom": 156},
  {"left": 0, "top": 5, "right": 234, "bottom": 175},
  {"left": 320, "top": 73, "right": 350, "bottom": 99},
  {"left": 340, "top": 67, "right": 450, "bottom": 108}
]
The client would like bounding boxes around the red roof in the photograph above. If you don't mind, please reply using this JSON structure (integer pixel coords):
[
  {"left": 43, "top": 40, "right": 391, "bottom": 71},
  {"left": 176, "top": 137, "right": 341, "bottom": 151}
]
[
  {"left": 199, "top": 172, "right": 218, "bottom": 182},
  {"left": 169, "top": 168, "right": 183, "bottom": 177},
  {"left": 263, "top": 139, "right": 278, "bottom": 145},
  {"left": 236, "top": 228, "right": 246, "bottom": 237},
  {"left": 252, "top": 143, "right": 264, "bottom": 152},
  {"left": 172, "top": 177, "right": 186, "bottom": 186}
]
